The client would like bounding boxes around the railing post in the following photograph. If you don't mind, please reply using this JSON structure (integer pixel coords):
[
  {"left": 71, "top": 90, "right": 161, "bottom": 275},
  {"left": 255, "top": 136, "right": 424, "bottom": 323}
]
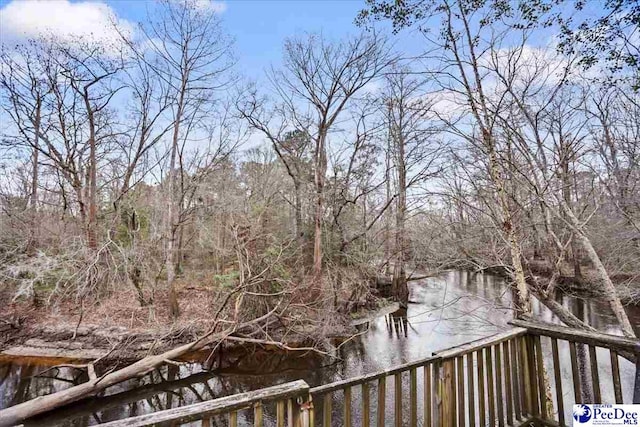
[
  {"left": 634, "top": 357, "right": 640, "bottom": 404},
  {"left": 436, "top": 358, "right": 455, "bottom": 427},
  {"left": 288, "top": 393, "right": 313, "bottom": 427},
  {"left": 433, "top": 359, "right": 442, "bottom": 427}
]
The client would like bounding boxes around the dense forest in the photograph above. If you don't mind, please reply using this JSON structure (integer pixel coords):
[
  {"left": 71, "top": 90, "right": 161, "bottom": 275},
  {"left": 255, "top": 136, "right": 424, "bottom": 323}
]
[{"left": 0, "top": 0, "right": 638, "bottom": 420}]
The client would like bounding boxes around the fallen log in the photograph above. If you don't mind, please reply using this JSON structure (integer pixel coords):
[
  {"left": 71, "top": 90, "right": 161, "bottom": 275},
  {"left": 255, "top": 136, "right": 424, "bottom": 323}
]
[{"left": 0, "top": 309, "right": 276, "bottom": 426}]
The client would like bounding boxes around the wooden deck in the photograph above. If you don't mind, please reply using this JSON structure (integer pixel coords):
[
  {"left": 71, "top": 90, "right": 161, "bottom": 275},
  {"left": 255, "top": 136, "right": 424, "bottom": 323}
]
[{"left": 99, "top": 318, "right": 640, "bottom": 427}]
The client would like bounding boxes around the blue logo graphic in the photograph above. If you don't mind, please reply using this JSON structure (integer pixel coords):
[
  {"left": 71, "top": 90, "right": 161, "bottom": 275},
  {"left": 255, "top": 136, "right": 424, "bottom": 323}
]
[{"left": 573, "top": 404, "right": 592, "bottom": 423}]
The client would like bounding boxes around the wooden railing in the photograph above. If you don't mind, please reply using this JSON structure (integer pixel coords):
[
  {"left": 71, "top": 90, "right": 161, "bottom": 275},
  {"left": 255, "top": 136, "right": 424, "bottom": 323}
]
[{"left": 95, "top": 320, "right": 640, "bottom": 427}]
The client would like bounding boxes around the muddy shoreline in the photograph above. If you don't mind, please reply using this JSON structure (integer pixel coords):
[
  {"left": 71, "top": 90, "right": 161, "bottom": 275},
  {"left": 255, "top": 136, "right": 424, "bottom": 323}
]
[{"left": 0, "top": 300, "right": 402, "bottom": 366}]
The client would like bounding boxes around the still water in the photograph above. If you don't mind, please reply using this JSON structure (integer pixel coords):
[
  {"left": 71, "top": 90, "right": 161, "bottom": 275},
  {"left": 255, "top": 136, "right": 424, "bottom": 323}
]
[{"left": 1, "top": 271, "right": 638, "bottom": 425}]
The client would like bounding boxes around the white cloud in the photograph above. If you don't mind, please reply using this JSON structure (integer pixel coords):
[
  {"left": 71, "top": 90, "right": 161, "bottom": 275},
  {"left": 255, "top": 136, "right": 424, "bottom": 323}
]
[
  {"left": 173, "top": 0, "right": 227, "bottom": 14},
  {"left": 0, "top": 0, "right": 134, "bottom": 50}
]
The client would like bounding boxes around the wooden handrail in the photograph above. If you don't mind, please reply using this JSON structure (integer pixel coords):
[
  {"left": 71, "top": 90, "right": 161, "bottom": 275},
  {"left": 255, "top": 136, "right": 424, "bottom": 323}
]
[
  {"left": 509, "top": 318, "right": 640, "bottom": 353},
  {"left": 309, "top": 355, "right": 440, "bottom": 396},
  {"left": 97, "top": 380, "right": 309, "bottom": 427},
  {"left": 434, "top": 327, "right": 528, "bottom": 358}
]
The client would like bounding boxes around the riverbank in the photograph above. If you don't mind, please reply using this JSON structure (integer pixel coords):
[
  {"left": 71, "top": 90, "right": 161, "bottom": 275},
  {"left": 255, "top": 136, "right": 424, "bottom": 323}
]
[{"left": 0, "top": 281, "right": 398, "bottom": 364}]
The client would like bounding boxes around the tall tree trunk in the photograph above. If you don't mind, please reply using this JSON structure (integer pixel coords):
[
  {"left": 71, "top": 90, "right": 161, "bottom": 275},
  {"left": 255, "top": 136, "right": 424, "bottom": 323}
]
[
  {"left": 312, "top": 132, "right": 327, "bottom": 283},
  {"left": 28, "top": 100, "right": 41, "bottom": 254},
  {"left": 166, "top": 82, "right": 186, "bottom": 320},
  {"left": 486, "top": 142, "right": 531, "bottom": 316},
  {"left": 84, "top": 90, "right": 98, "bottom": 251},
  {"left": 293, "top": 179, "right": 303, "bottom": 241},
  {"left": 392, "top": 117, "right": 408, "bottom": 307},
  {"left": 560, "top": 200, "right": 636, "bottom": 338}
]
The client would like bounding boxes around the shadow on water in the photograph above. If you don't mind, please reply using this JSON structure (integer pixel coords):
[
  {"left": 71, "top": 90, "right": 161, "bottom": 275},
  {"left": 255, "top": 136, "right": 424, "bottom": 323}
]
[{"left": 1, "top": 270, "right": 638, "bottom": 425}]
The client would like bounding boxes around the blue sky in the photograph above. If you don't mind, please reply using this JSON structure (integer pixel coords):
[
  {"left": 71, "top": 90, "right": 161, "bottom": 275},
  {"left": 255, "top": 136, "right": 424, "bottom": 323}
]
[{"left": 0, "top": 0, "right": 406, "bottom": 80}]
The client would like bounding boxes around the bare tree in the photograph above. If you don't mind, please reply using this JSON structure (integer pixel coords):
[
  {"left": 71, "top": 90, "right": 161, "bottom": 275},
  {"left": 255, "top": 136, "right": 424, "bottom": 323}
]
[
  {"left": 245, "top": 32, "right": 394, "bottom": 291},
  {"left": 136, "top": 0, "right": 236, "bottom": 319}
]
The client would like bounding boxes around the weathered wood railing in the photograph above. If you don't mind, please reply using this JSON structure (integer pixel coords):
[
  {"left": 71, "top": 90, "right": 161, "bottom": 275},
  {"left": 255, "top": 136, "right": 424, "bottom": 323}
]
[{"left": 93, "top": 319, "right": 639, "bottom": 427}]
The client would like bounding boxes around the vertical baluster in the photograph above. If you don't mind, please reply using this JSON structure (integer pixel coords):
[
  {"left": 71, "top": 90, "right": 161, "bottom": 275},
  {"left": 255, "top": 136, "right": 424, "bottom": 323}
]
[
  {"left": 495, "top": 344, "right": 504, "bottom": 427},
  {"left": 569, "top": 341, "right": 582, "bottom": 404},
  {"left": 277, "top": 400, "right": 286, "bottom": 427},
  {"left": 254, "top": 402, "right": 263, "bottom": 427},
  {"left": 634, "top": 358, "right": 640, "bottom": 404},
  {"left": 323, "top": 394, "right": 332, "bottom": 427},
  {"left": 610, "top": 350, "right": 623, "bottom": 404},
  {"left": 467, "top": 352, "right": 475, "bottom": 426},
  {"left": 410, "top": 368, "right": 418, "bottom": 427},
  {"left": 363, "top": 382, "right": 371, "bottom": 427},
  {"left": 486, "top": 346, "right": 496, "bottom": 426},
  {"left": 534, "top": 336, "right": 547, "bottom": 418},
  {"left": 229, "top": 410, "right": 238, "bottom": 427},
  {"left": 378, "top": 376, "right": 386, "bottom": 427},
  {"left": 477, "top": 349, "right": 486, "bottom": 427},
  {"left": 551, "top": 338, "right": 565, "bottom": 427},
  {"left": 440, "top": 358, "right": 455, "bottom": 427},
  {"left": 201, "top": 418, "right": 211, "bottom": 427},
  {"left": 344, "top": 386, "right": 352, "bottom": 427},
  {"left": 503, "top": 340, "right": 514, "bottom": 426},
  {"left": 527, "top": 336, "right": 540, "bottom": 417},
  {"left": 457, "top": 356, "right": 465, "bottom": 427},
  {"left": 588, "top": 345, "right": 602, "bottom": 403},
  {"left": 510, "top": 339, "right": 522, "bottom": 421},
  {"left": 425, "top": 364, "right": 432, "bottom": 427},
  {"left": 519, "top": 336, "right": 532, "bottom": 415},
  {"left": 451, "top": 359, "right": 457, "bottom": 426},
  {"left": 395, "top": 373, "right": 402, "bottom": 427}
]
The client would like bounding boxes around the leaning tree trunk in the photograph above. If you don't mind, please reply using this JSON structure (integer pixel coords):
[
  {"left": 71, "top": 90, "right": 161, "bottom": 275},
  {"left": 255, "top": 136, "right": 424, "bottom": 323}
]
[{"left": 561, "top": 200, "right": 636, "bottom": 338}]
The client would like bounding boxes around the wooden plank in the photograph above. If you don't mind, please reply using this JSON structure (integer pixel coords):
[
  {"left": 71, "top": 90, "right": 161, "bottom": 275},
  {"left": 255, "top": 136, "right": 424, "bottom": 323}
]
[
  {"left": 519, "top": 336, "right": 532, "bottom": 415},
  {"left": 450, "top": 359, "right": 457, "bottom": 426},
  {"left": 496, "top": 343, "right": 505, "bottom": 427},
  {"left": 477, "top": 349, "right": 486, "bottom": 427},
  {"left": 98, "top": 380, "right": 310, "bottom": 427},
  {"left": 551, "top": 338, "right": 565, "bottom": 427},
  {"left": 395, "top": 373, "right": 402, "bottom": 427},
  {"left": 201, "top": 417, "right": 210, "bottom": 427},
  {"left": 363, "top": 382, "right": 371, "bottom": 427},
  {"left": 588, "top": 345, "right": 602, "bottom": 404},
  {"left": 229, "top": 411, "right": 238, "bottom": 427},
  {"left": 435, "top": 328, "right": 528, "bottom": 359},
  {"left": 457, "top": 356, "right": 465, "bottom": 427},
  {"left": 410, "top": 368, "right": 418, "bottom": 427},
  {"left": 503, "top": 340, "right": 514, "bottom": 426},
  {"left": 534, "top": 336, "right": 547, "bottom": 418},
  {"left": 511, "top": 338, "right": 522, "bottom": 421},
  {"left": 610, "top": 350, "right": 623, "bottom": 404},
  {"left": 344, "top": 386, "right": 352, "bottom": 427},
  {"left": 527, "top": 336, "right": 540, "bottom": 417},
  {"left": 486, "top": 345, "right": 496, "bottom": 426},
  {"left": 441, "top": 358, "right": 455, "bottom": 427},
  {"left": 277, "top": 400, "right": 285, "bottom": 427},
  {"left": 634, "top": 359, "right": 640, "bottom": 404},
  {"left": 509, "top": 319, "right": 640, "bottom": 354},
  {"left": 377, "top": 376, "right": 386, "bottom": 427},
  {"left": 569, "top": 341, "right": 582, "bottom": 404},
  {"left": 433, "top": 360, "right": 441, "bottom": 427},
  {"left": 323, "top": 394, "right": 331, "bottom": 427},
  {"left": 425, "top": 363, "right": 432, "bottom": 427},
  {"left": 310, "top": 355, "right": 440, "bottom": 396},
  {"left": 254, "top": 402, "right": 263, "bottom": 427},
  {"left": 467, "top": 352, "right": 475, "bottom": 427}
]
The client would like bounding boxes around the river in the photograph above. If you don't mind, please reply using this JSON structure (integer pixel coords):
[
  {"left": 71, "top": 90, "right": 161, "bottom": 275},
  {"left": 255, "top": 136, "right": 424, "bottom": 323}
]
[{"left": 1, "top": 271, "right": 638, "bottom": 426}]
